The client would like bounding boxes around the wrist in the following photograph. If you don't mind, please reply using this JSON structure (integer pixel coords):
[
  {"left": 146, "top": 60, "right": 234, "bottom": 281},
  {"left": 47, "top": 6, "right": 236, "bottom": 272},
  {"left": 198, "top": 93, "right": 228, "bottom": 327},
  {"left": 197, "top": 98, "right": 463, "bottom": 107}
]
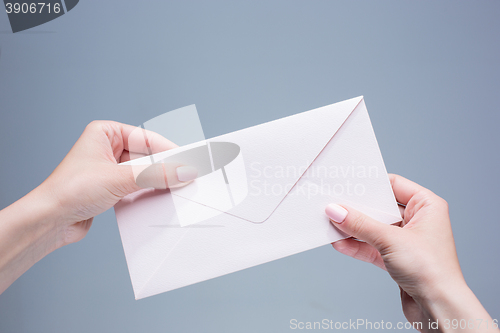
[
  {"left": 13, "top": 185, "right": 62, "bottom": 252},
  {"left": 28, "top": 183, "right": 69, "bottom": 250},
  {"left": 419, "top": 280, "right": 496, "bottom": 332},
  {"left": 0, "top": 185, "right": 63, "bottom": 293}
]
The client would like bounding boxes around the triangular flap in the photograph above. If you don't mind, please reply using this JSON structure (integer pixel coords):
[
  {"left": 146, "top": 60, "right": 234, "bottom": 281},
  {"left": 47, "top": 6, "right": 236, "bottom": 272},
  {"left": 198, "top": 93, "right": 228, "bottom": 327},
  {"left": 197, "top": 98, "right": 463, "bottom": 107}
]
[{"left": 171, "top": 96, "right": 364, "bottom": 223}]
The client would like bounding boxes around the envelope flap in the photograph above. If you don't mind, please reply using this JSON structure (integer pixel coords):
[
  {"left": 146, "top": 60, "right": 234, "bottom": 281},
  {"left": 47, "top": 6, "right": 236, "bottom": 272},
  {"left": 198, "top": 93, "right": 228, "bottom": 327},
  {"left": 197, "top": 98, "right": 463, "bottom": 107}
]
[{"left": 170, "top": 96, "right": 364, "bottom": 223}]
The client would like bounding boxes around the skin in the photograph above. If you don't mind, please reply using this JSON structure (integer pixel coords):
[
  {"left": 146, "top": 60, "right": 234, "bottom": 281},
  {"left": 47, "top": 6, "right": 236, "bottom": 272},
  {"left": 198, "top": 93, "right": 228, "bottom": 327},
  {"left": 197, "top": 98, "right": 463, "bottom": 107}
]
[
  {"left": 330, "top": 174, "right": 498, "bottom": 332},
  {"left": 0, "top": 121, "right": 186, "bottom": 293},
  {"left": 0, "top": 121, "right": 496, "bottom": 332}
]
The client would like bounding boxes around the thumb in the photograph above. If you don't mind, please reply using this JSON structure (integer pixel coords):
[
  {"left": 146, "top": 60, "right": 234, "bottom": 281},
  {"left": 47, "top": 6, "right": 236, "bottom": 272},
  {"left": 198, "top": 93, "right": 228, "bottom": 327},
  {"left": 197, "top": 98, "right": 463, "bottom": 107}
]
[
  {"left": 325, "top": 203, "right": 397, "bottom": 251},
  {"left": 117, "top": 162, "right": 198, "bottom": 194}
]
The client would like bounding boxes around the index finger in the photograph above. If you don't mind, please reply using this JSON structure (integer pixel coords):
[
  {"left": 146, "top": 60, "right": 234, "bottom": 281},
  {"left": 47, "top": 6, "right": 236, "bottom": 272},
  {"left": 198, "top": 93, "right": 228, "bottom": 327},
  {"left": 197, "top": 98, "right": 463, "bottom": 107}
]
[
  {"left": 120, "top": 123, "right": 178, "bottom": 154},
  {"left": 388, "top": 174, "right": 427, "bottom": 206}
]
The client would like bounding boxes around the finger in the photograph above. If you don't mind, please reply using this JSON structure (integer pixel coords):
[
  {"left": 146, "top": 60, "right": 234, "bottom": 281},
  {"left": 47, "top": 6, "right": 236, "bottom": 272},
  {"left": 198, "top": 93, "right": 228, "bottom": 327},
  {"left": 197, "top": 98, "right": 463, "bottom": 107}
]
[
  {"left": 332, "top": 238, "right": 386, "bottom": 270},
  {"left": 86, "top": 121, "right": 177, "bottom": 158},
  {"left": 119, "top": 151, "right": 149, "bottom": 163},
  {"left": 118, "top": 162, "right": 198, "bottom": 192},
  {"left": 388, "top": 174, "right": 427, "bottom": 206},
  {"left": 120, "top": 150, "right": 131, "bottom": 163},
  {"left": 118, "top": 122, "right": 178, "bottom": 155},
  {"left": 325, "top": 204, "right": 399, "bottom": 251},
  {"left": 398, "top": 203, "right": 405, "bottom": 219}
]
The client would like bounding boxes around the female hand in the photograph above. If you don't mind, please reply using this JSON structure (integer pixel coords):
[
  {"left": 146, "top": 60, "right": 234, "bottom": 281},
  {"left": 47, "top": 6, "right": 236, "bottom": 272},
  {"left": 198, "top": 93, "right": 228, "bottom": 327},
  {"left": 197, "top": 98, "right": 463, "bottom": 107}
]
[
  {"left": 39, "top": 120, "right": 197, "bottom": 246},
  {"left": 325, "top": 174, "right": 497, "bottom": 332},
  {"left": 0, "top": 121, "right": 197, "bottom": 293}
]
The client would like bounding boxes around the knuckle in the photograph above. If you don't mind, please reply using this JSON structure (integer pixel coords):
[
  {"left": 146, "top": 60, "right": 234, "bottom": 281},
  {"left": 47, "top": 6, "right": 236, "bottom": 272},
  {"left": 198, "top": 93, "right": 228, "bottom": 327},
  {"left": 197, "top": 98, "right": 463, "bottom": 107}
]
[
  {"left": 348, "top": 214, "right": 367, "bottom": 235},
  {"left": 423, "top": 190, "right": 449, "bottom": 211},
  {"left": 436, "top": 197, "right": 449, "bottom": 212},
  {"left": 423, "top": 188, "right": 447, "bottom": 207},
  {"left": 367, "top": 248, "right": 380, "bottom": 264},
  {"left": 85, "top": 120, "right": 106, "bottom": 132},
  {"left": 438, "top": 197, "right": 448, "bottom": 208},
  {"left": 370, "top": 233, "right": 389, "bottom": 251},
  {"left": 420, "top": 194, "right": 433, "bottom": 208},
  {"left": 111, "top": 167, "right": 137, "bottom": 196},
  {"left": 412, "top": 190, "right": 434, "bottom": 209},
  {"left": 389, "top": 173, "right": 399, "bottom": 186},
  {"left": 147, "top": 132, "right": 158, "bottom": 150},
  {"left": 86, "top": 120, "right": 101, "bottom": 128}
]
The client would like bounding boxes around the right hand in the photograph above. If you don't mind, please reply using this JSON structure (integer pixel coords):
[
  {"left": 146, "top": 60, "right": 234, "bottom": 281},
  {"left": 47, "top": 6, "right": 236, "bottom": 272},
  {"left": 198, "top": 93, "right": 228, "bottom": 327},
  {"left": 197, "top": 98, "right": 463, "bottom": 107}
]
[{"left": 326, "top": 174, "right": 496, "bottom": 332}]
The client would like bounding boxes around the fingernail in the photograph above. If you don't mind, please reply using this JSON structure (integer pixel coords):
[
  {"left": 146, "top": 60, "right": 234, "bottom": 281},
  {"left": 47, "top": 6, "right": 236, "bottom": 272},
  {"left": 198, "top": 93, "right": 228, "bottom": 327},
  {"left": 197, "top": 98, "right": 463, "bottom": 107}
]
[
  {"left": 325, "top": 204, "right": 348, "bottom": 224},
  {"left": 176, "top": 166, "right": 198, "bottom": 182}
]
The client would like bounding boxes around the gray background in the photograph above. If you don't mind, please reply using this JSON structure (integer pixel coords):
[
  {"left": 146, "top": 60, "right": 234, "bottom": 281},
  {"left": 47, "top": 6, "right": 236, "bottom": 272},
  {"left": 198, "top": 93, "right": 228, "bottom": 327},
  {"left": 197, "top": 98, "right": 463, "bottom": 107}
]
[{"left": 0, "top": 1, "right": 498, "bottom": 332}]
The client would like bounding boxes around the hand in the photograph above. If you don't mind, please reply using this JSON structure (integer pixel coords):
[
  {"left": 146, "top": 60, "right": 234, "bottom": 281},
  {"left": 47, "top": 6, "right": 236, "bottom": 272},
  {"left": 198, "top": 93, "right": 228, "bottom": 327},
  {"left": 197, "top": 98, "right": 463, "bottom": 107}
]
[
  {"left": 325, "top": 174, "right": 497, "bottom": 332},
  {"left": 40, "top": 120, "right": 198, "bottom": 246},
  {"left": 0, "top": 121, "right": 197, "bottom": 293}
]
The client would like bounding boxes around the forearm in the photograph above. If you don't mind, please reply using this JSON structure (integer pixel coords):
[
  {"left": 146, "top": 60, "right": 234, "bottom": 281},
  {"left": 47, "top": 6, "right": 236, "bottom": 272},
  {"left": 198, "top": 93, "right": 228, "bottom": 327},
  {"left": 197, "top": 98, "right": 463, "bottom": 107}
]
[
  {"left": 420, "top": 282, "right": 498, "bottom": 333},
  {"left": 0, "top": 187, "right": 60, "bottom": 294}
]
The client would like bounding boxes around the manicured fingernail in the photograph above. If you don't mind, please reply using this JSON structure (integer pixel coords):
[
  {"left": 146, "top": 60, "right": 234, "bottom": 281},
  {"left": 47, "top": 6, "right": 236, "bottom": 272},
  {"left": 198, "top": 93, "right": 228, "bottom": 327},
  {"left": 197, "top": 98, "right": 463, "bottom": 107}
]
[
  {"left": 325, "top": 204, "right": 348, "bottom": 224},
  {"left": 176, "top": 166, "right": 198, "bottom": 182}
]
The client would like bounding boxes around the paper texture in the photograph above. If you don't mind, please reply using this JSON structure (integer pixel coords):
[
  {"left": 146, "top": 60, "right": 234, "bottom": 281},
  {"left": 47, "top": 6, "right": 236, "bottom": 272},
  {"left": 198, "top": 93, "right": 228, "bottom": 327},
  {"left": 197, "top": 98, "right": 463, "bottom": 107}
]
[{"left": 114, "top": 96, "right": 401, "bottom": 299}]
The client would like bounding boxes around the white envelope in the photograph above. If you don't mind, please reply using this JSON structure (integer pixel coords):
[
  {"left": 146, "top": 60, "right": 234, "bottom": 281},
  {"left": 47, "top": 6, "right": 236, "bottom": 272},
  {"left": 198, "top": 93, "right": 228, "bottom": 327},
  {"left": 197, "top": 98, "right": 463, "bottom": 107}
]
[{"left": 114, "top": 96, "right": 402, "bottom": 299}]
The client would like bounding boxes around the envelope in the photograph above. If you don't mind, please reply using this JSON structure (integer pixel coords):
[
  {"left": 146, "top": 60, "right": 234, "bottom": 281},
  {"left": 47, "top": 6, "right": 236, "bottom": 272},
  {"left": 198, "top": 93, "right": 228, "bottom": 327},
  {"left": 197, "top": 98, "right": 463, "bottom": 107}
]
[{"left": 114, "top": 96, "right": 402, "bottom": 299}]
